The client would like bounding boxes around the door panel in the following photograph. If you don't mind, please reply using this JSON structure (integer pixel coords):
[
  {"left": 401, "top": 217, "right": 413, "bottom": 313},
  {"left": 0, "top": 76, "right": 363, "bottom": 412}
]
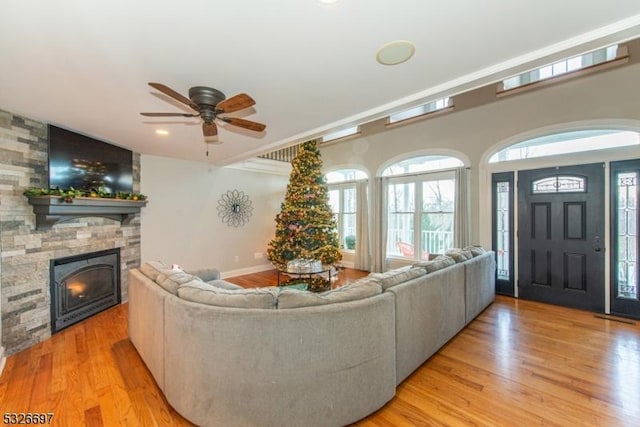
[{"left": 518, "top": 163, "right": 605, "bottom": 311}]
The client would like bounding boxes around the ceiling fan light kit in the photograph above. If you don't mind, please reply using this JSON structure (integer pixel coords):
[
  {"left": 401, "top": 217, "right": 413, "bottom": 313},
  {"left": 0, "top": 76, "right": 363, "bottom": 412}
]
[{"left": 140, "top": 82, "right": 266, "bottom": 152}]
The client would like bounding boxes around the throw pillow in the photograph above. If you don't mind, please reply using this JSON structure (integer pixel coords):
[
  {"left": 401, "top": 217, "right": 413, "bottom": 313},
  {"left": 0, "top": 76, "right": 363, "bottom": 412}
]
[
  {"left": 446, "top": 249, "right": 473, "bottom": 263},
  {"left": 416, "top": 255, "right": 456, "bottom": 273},
  {"left": 463, "top": 245, "right": 487, "bottom": 257}
]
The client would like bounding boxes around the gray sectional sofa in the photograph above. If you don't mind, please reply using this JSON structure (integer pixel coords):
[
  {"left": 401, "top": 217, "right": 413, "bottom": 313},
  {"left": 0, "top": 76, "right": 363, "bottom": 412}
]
[{"left": 128, "top": 249, "right": 495, "bottom": 427}]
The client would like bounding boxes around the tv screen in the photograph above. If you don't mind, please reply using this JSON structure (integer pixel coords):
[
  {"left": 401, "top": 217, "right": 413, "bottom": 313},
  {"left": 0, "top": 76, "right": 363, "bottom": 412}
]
[{"left": 48, "top": 125, "right": 133, "bottom": 194}]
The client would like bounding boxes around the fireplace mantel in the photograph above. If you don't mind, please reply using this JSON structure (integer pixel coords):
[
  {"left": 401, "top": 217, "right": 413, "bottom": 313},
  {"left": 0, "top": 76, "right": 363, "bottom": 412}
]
[{"left": 27, "top": 196, "right": 147, "bottom": 230}]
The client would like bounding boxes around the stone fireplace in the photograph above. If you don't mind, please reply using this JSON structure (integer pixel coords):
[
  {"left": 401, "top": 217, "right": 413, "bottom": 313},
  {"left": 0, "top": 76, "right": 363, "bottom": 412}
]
[{"left": 0, "top": 109, "right": 142, "bottom": 356}]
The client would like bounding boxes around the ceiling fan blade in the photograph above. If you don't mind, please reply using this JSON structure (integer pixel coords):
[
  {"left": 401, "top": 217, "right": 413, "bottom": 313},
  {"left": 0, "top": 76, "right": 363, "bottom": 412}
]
[
  {"left": 140, "top": 112, "right": 199, "bottom": 117},
  {"left": 220, "top": 117, "right": 266, "bottom": 132},
  {"left": 148, "top": 82, "right": 199, "bottom": 110},
  {"left": 203, "top": 122, "right": 218, "bottom": 137},
  {"left": 216, "top": 93, "right": 256, "bottom": 114}
]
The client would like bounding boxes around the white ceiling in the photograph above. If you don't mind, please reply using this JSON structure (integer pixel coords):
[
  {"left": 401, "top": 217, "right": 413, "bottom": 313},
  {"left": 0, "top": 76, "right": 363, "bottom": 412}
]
[{"left": 1, "top": 1, "right": 640, "bottom": 165}]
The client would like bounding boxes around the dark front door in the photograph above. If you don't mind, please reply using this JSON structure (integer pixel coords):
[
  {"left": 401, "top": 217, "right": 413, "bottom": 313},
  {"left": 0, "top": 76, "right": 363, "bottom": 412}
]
[{"left": 518, "top": 163, "right": 605, "bottom": 311}]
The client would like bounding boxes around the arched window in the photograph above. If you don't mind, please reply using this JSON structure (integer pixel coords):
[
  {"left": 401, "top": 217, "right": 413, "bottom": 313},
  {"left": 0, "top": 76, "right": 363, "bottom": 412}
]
[
  {"left": 325, "top": 169, "right": 368, "bottom": 252},
  {"left": 382, "top": 155, "right": 463, "bottom": 176},
  {"left": 489, "top": 130, "right": 639, "bottom": 163},
  {"left": 326, "top": 169, "right": 367, "bottom": 184},
  {"left": 382, "top": 155, "right": 464, "bottom": 259}
]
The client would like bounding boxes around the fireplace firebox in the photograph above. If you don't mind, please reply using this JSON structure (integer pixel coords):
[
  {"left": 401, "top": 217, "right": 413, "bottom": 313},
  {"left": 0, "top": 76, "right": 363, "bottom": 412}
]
[{"left": 50, "top": 248, "right": 121, "bottom": 333}]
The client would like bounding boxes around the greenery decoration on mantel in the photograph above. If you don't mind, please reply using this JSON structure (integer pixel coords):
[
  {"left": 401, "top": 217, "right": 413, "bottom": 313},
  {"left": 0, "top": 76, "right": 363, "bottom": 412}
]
[{"left": 23, "top": 187, "right": 147, "bottom": 203}]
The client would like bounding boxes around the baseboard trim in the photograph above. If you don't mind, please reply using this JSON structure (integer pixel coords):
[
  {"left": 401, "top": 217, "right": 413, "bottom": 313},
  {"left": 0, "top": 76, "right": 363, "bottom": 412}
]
[{"left": 220, "top": 264, "right": 274, "bottom": 279}]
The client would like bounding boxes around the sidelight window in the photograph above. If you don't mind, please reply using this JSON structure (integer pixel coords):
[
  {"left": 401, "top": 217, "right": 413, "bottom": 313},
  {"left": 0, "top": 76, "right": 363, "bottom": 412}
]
[
  {"left": 492, "top": 172, "right": 515, "bottom": 296},
  {"left": 616, "top": 171, "right": 638, "bottom": 300},
  {"left": 495, "top": 181, "right": 511, "bottom": 280}
]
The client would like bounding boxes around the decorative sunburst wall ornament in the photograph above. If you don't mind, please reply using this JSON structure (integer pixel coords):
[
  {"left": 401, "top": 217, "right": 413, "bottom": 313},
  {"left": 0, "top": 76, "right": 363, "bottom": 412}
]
[{"left": 217, "top": 190, "right": 253, "bottom": 227}]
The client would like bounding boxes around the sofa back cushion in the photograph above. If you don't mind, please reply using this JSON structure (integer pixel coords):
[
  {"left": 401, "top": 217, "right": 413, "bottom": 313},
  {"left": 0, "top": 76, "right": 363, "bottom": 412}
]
[
  {"left": 207, "top": 279, "right": 243, "bottom": 290},
  {"left": 413, "top": 255, "right": 456, "bottom": 273},
  {"left": 140, "top": 260, "right": 168, "bottom": 282},
  {"left": 155, "top": 271, "right": 199, "bottom": 294},
  {"left": 368, "top": 267, "right": 426, "bottom": 290},
  {"left": 277, "top": 278, "right": 382, "bottom": 309},
  {"left": 140, "top": 261, "right": 198, "bottom": 294},
  {"left": 445, "top": 248, "right": 474, "bottom": 263},
  {"left": 178, "top": 280, "right": 278, "bottom": 309},
  {"left": 464, "top": 245, "right": 487, "bottom": 257}
]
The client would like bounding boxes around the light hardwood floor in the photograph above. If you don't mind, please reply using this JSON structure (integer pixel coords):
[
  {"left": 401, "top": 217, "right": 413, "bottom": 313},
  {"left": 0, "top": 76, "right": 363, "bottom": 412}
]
[{"left": 1, "top": 269, "right": 639, "bottom": 426}]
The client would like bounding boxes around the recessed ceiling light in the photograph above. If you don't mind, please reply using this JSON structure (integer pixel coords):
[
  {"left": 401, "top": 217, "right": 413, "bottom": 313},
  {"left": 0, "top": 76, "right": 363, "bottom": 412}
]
[
  {"left": 155, "top": 129, "right": 169, "bottom": 136},
  {"left": 376, "top": 40, "right": 415, "bottom": 66}
]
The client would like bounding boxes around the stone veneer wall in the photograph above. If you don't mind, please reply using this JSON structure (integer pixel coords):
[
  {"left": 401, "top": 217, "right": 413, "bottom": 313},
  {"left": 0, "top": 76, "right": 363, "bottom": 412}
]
[{"left": 0, "top": 109, "right": 142, "bottom": 355}]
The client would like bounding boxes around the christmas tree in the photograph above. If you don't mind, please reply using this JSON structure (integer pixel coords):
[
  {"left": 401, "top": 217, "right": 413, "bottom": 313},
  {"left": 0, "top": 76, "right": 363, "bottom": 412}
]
[{"left": 267, "top": 140, "right": 342, "bottom": 275}]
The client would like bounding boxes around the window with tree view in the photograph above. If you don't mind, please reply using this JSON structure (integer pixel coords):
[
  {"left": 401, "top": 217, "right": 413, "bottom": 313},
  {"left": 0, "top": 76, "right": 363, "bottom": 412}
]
[
  {"left": 383, "top": 156, "right": 460, "bottom": 259},
  {"left": 328, "top": 185, "right": 357, "bottom": 250},
  {"left": 326, "top": 169, "right": 367, "bottom": 251}
]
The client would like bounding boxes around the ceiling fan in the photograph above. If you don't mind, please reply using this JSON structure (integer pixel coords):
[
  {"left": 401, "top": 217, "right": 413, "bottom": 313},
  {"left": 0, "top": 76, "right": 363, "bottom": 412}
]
[{"left": 140, "top": 82, "right": 266, "bottom": 140}]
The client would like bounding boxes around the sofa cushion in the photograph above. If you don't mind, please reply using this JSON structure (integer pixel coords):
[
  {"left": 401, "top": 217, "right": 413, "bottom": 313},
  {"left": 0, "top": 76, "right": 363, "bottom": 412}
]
[
  {"left": 178, "top": 280, "right": 277, "bottom": 309},
  {"left": 207, "top": 279, "right": 243, "bottom": 290},
  {"left": 446, "top": 249, "right": 473, "bottom": 263},
  {"left": 368, "top": 267, "right": 426, "bottom": 290},
  {"left": 277, "top": 278, "right": 382, "bottom": 309},
  {"left": 464, "top": 245, "right": 487, "bottom": 257},
  {"left": 156, "top": 271, "right": 198, "bottom": 294},
  {"left": 139, "top": 261, "right": 198, "bottom": 294},
  {"left": 413, "top": 255, "right": 456, "bottom": 273},
  {"left": 139, "top": 260, "right": 168, "bottom": 281}
]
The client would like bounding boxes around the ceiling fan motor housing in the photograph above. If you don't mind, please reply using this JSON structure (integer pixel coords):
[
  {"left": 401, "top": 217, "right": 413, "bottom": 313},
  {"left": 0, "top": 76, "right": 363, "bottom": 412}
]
[{"left": 189, "top": 86, "right": 226, "bottom": 123}]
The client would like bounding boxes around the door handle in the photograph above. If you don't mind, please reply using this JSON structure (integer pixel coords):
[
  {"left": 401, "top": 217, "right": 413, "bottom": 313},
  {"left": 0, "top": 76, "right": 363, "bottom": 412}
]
[{"left": 593, "top": 235, "right": 602, "bottom": 252}]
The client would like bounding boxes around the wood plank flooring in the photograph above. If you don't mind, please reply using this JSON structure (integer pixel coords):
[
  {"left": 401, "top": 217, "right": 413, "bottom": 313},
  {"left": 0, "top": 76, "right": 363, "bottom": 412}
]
[{"left": 1, "top": 269, "right": 639, "bottom": 426}]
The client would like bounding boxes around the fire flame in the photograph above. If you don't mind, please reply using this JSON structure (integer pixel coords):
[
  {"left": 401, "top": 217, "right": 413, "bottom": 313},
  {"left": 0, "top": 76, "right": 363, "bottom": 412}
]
[{"left": 67, "top": 281, "right": 87, "bottom": 298}]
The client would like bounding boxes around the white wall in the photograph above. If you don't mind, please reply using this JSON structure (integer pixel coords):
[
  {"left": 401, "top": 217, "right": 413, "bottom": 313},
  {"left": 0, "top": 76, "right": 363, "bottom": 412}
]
[
  {"left": 140, "top": 155, "right": 288, "bottom": 276},
  {"left": 320, "top": 61, "right": 640, "bottom": 246}
]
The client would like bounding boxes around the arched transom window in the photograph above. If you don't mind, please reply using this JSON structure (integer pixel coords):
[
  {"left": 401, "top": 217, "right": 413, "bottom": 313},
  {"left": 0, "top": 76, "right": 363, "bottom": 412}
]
[{"left": 489, "top": 130, "right": 639, "bottom": 163}]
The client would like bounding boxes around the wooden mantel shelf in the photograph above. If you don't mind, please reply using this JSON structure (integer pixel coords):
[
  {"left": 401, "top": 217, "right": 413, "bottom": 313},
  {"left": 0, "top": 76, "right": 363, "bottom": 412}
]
[{"left": 27, "top": 196, "right": 147, "bottom": 230}]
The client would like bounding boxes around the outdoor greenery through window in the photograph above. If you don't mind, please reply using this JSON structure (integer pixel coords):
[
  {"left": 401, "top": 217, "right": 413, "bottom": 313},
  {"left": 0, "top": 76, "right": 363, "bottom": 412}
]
[
  {"left": 489, "top": 130, "right": 640, "bottom": 163},
  {"left": 501, "top": 44, "right": 619, "bottom": 91},
  {"left": 326, "top": 169, "right": 367, "bottom": 251},
  {"left": 383, "top": 156, "right": 461, "bottom": 259}
]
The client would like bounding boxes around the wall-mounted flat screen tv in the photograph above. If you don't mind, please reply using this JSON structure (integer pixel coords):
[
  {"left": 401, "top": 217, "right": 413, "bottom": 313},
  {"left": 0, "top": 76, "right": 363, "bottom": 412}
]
[{"left": 48, "top": 125, "right": 133, "bottom": 194}]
